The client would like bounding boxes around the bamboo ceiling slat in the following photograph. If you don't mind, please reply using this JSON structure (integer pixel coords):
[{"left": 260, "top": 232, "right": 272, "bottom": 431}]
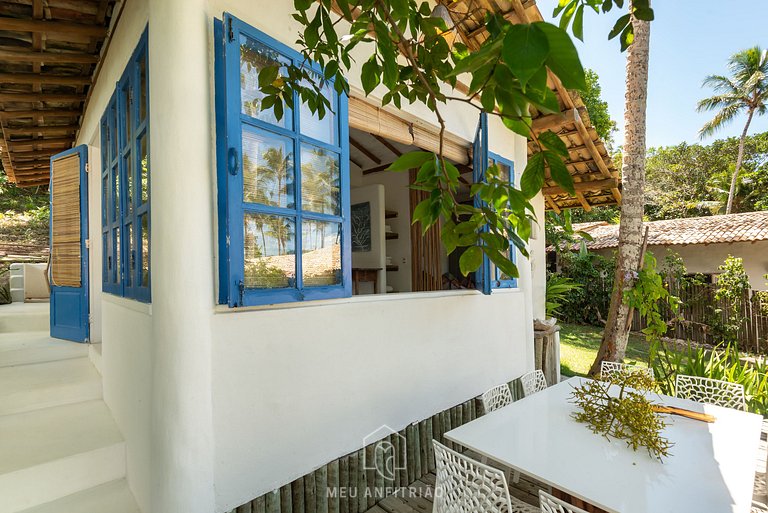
[
  {"left": 50, "top": 152, "right": 80, "bottom": 286},
  {"left": 0, "top": 0, "right": 117, "bottom": 187}
]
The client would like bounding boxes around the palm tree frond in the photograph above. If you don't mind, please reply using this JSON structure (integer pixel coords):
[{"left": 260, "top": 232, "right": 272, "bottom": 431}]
[
  {"left": 696, "top": 94, "right": 742, "bottom": 113},
  {"left": 701, "top": 74, "right": 741, "bottom": 94},
  {"left": 698, "top": 103, "right": 743, "bottom": 139}
]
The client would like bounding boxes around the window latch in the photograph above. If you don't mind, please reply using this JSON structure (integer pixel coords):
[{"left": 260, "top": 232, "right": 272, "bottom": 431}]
[
  {"left": 228, "top": 147, "right": 240, "bottom": 176},
  {"left": 237, "top": 280, "right": 244, "bottom": 306}
]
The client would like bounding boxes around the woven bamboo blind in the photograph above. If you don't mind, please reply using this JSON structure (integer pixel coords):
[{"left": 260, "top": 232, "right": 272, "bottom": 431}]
[
  {"left": 349, "top": 96, "right": 469, "bottom": 164},
  {"left": 409, "top": 169, "right": 443, "bottom": 292},
  {"left": 51, "top": 154, "right": 81, "bottom": 287}
]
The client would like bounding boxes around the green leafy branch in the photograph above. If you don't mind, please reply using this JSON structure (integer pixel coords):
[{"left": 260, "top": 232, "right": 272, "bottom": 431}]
[
  {"left": 554, "top": 0, "right": 654, "bottom": 51},
  {"left": 571, "top": 372, "right": 672, "bottom": 461},
  {"left": 258, "top": 0, "right": 640, "bottom": 278}
]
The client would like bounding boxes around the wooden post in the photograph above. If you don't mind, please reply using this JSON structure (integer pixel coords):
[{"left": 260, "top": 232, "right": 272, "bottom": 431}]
[
  {"left": 357, "top": 448, "right": 367, "bottom": 513},
  {"left": 339, "top": 456, "right": 349, "bottom": 513},
  {"left": 280, "top": 485, "right": 293, "bottom": 513},
  {"left": 292, "top": 477, "right": 305, "bottom": 513},
  {"left": 315, "top": 466, "right": 328, "bottom": 513},
  {"left": 266, "top": 490, "right": 280, "bottom": 513},
  {"left": 305, "top": 471, "right": 317, "bottom": 513},
  {"left": 328, "top": 460, "right": 340, "bottom": 513}
]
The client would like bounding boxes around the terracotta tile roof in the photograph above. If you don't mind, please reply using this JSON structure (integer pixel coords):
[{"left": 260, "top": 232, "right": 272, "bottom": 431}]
[{"left": 571, "top": 211, "right": 768, "bottom": 250}]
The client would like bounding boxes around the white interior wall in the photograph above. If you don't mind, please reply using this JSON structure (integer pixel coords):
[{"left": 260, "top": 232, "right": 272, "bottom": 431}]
[{"left": 75, "top": 1, "right": 154, "bottom": 512}]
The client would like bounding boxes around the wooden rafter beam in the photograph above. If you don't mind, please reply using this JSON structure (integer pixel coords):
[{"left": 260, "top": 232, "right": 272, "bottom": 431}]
[
  {"left": 0, "top": 93, "right": 85, "bottom": 102},
  {"left": 6, "top": 137, "right": 72, "bottom": 149},
  {"left": 0, "top": 73, "right": 91, "bottom": 86},
  {"left": 0, "top": 18, "right": 109, "bottom": 37},
  {"left": 0, "top": 48, "right": 99, "bottom": 64},
  {"left": 11, "top": 149, "right": 60, "bottom": 159},
  {"left": 531, "top": 109, "right": 576, "bottom": 132},
  {"left": 362, "top": 162, "right": 393, "bottom": 175},
  {"left": 4, "top": 125, "right": 78, "bottom": 135},
  {"left": 350, "top": 136, "right": 382, "bottom": 164},
  {"left": 0, "top": 109, "right": 81, "bottom": 119},
  {"left": 541, "top": 178, "right": 619, "bottom": 197},
  {"left": 373, "top": 134, "right": 402, "bottom": 157},
  {"left": 545, "top": 196, "right": 561, "bottom": 214},
  {"left": 570, "top": 109, "right": 621, "bottom": 203}
]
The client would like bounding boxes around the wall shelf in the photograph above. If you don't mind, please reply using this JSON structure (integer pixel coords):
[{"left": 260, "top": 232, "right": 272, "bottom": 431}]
[
  {"left": 385, "top": 232, "right": 399, "bottom": 240},
  {"left": 385, "top": 210, "right": 398, "bottom": 219},
  {"left": 386, "top": 265, "right": 399, "bottom": 272}
]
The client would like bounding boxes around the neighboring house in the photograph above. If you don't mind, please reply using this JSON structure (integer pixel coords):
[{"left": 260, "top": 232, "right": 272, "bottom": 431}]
[
  {"left": 566, "top": 212, "right": 768, "bottom": 290},
  {"left": 0, "top": 2, "right": 618, "bottom": 513}
]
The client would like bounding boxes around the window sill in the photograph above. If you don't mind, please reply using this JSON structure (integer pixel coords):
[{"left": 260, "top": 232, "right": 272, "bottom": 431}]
[
  {"left": 102, "top": 292, "right": 152, "bottom": 316},
  {"left": 214, "top": 287, "right": 522, "bottom": 314}
]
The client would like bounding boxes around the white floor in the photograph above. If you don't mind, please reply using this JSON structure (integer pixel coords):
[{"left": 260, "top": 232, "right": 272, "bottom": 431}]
[{"left": 0, "top": 302, "right": 141, "bottom": 513}]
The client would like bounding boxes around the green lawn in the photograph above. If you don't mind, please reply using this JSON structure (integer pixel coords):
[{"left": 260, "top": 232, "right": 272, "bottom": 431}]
[{"left": 559, "top": 323, "right": 651, "bottom": 377}]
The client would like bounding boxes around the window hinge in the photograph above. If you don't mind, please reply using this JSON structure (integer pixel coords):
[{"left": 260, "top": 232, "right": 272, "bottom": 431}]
[
  {"left": 85, "top": 238, "right": 90, "bottom": 249},
  {"left": 128, "top": 87, "right": 133, "bottom": 104},
  {"left": 227, "top": 17, "right": 234, "bottom": 42},
  {"left": 237, "top": 280, "right": 244, "bottom": 306},
  {"left": 85, "top": 163, "right": 90, "bottom": 173}
]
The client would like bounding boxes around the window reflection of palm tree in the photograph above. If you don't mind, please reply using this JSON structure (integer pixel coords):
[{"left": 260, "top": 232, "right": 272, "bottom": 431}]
[{"left": 301, "top": 148, "right": 339, "bottom": 249}]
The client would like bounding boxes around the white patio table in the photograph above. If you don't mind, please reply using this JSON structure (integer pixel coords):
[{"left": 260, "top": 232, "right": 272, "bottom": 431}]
[{"left": 444, "top": 377, "right": 762, "bottom": 513}]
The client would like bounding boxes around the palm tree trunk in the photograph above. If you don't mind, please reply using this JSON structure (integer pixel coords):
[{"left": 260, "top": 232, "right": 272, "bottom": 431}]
[
  {"left": 589, "top": 7, "right": 651, "bottom": 376},
  {"left": 725, "top": 109, "right": 755, "bottom": 214}
]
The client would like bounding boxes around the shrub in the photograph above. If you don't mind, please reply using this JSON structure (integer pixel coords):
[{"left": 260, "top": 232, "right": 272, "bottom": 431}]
[
  {"left": 556, "top": 251, "right": 615, "bottom": 325},
  {"left": 545, "top": 275, "right": 582, "bottom": 319},
  {"left": 650, "top": 341, "right": 768, "bottom": 416}
]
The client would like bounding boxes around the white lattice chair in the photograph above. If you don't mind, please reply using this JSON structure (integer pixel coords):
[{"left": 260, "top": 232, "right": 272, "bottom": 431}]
[
  {"left": 538, "top": 491, "right": 590, "bottom": 513},
  {"left": 520, "top": 370, "right": 547, "bottom": 397},
  {"left": 432, "top": 440, "right": 538, "bottom": 513},
  {"left": 481, "top": 384, "right": 513, "bottom": 414},
  {"left": 600, "top": 361, "right": 654, "bottom": 381},
  {"left": 675, "top": 374, "right": 746, "bottom": 411}
]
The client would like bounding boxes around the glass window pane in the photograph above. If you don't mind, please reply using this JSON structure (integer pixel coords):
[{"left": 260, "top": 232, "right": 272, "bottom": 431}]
[
  {"left": 112, "top": 163, "right": 120, "bottom": 222},
  {"left": 302, "top": 221, "right": 342, "bottom": 287},
  {"left": 126, "top": 222, "right": 133, "bottom": 286},
  {"left": 244, "top": 213, "right": 296, "bottom": 289},
  {"left": 102, "top": 234, "right": 108, "bottom": 276},
  {"left": 240, "top": 35, "right": 291, "bottom": 128},
  {"left": 139, "top": 134, "right": 149, "bottom": 204},
  {"left": 243, "top": 130, "right": 295, "bottom": 208},
  {"left": 122, "top": 85, "right": 131, "bottom": 147},
  {"left": 139, "top": 53, "right": 147, "bottom": 122},
  {"left": 301, "top": 144, "right": 340, "bottom": 215},
  {"left": 299, "top": 76, "right": 336, "bottom": 145},
  {"left": 114, "top": 227, "right": 121, "bottom": 283},
  {"left": 102, "top": 175, "right": 108, "bottom": 223},
  {"left": 492, "top": 247, "right": 513, "bottom": 282},
  {"left": 125, "top": 153, "right": 133, "bottom": 212},
  {"left": 497, "top": 161, "right": 511, "bottom": 184},
  {"left": 141, "top": 214, "right": 150, "bottom": 287}
]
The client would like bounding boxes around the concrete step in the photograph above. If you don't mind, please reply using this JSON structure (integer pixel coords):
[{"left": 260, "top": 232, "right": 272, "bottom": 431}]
[
  {"left": 0, "top": 331, "right": 88, "bottom": 368},
  {"left": 0, "top": 303, "right": 49, "bottom": 332},
  {"left": 0, "top": 400, "right": 126, "bottom": 513},
  {"left": 16, "top": 480, "right": 141, "bottom": 513},
  {"left": 0, "top": 357, "right": 101, "bottom": 416}
]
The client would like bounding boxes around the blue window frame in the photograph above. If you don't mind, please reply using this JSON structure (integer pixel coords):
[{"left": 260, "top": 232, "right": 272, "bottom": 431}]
[
  {"left": 488, "top": 152, "right": 517, "bottom": 289},
  {"left": 100, "top": 28, "right": 151, "bottom": 302},
  {"left": 215, "top": 14, "right": 351, "bottom": 307}
]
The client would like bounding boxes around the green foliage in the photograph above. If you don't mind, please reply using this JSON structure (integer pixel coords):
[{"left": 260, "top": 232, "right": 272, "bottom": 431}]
[
  {"left": 544, "top": 208, "right": 593, "bottom": 256},
  {"left": 556, "top": 251, "right": 615, "bottom": 325},
  {"left": 546, "top": 274, "right": 582, "bottom": 318},
  {"left": 570, "top": 372, "right": 672, "bottom": 461},
  {"left": 650, "top": 341, "right": 768, "bottom": 416},
  {"left": 644, "top": 132, "right": 768, "bottom": 219},
  {"left": 623, "top": 252, "right": 680, "bottom": 343},
  {"left": 0, "top": 268, "right": 10, "bottom": 306},
  {"left": 554, "top": 0, "right": 654, "bottom": 51},
  {"left": 580, "top": 69, "right": 617, "bottom": 148},
  {"left": 708, "top": 255, "right": 751, "bottom": 344},
  {"left": 0, "top": 174, "right": 48, "bottom": 214},
  {"left": 260, "top": 0, "right": 641, "bottom": 278}
]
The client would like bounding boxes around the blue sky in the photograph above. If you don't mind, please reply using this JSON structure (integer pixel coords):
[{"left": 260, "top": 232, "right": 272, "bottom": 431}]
[{"left": 539, "top": 0, "right": 768, "bottom": 149}]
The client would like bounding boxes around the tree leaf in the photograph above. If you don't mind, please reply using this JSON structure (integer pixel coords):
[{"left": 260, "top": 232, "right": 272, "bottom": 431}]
[
  {"left": 633, "top": 6, "right": 654, "bottom": 21},
  {"left": 480, "top": 86, "right": 496, "bottom": 113},
  {"left": 487, "top": 248, "right": 519, "bottom": 279},
  {"left": 544, "top": 150, "right": 575, "bottom": 194},
  {"left": 608, "top": 13, "right": 631, "bottom": 40},
  {"left": 459, "top": 245, "right": 484, "bottom": 276},
  {"left": 539, "top": 130, "right": 569, "bottom": 158},
  {"left": 620, "top": 23, "right": 634, "bottom": 51},
  {"left": 520, "top": 151, "right": 545, "bottom": 198},
  {"left": 361, "top": 58, "right": 380, "bottom": 95},
  {"left": 502, "top": 24, "right": 549, "bottom": 90},
  {"left": 573, "top": 4, "right": 584, "bottom": 41},
  {"left": 387, "top": 151, "right": 435, "bottom": 172},
  {"left": 537, "top": 22, "right": 587, "bottom": 91}
]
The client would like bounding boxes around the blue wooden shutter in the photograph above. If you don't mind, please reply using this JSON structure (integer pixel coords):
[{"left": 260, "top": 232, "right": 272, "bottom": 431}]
[{"left": 472, "top": 113, "right": 491, "bottom": 295}]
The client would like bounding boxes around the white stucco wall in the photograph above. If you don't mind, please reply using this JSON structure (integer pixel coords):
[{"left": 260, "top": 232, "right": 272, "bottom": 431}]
[
  {"left": 75, "top": 1, "right": 546, "bottom": 512},
  {"left": 590, "top": 241, "right": 768, "bottom": 291},
  {"left": 76, "top": 1, "right": 154, "bottom": 512}
]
